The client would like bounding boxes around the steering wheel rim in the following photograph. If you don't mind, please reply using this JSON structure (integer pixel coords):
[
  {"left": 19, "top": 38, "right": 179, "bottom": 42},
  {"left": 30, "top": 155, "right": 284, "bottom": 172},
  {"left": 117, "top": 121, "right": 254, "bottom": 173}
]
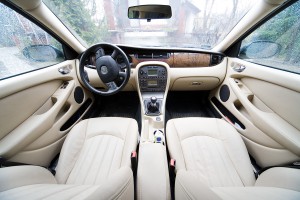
[{"left": 79, "top": 43, "right": 131, "bottom": 96}]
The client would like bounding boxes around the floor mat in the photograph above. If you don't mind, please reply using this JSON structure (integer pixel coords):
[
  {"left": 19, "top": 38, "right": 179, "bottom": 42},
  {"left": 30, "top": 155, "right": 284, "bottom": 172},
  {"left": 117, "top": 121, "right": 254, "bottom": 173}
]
[
  {"left": 87, "top": 92, "right": 141, "bottom": 131},
  {"left": 166, "top": 91, "right": 215, "bottom": 121}
]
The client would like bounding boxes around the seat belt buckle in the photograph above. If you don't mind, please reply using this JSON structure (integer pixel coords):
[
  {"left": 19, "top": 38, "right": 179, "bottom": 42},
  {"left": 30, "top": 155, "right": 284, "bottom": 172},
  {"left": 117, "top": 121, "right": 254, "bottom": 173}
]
[
  {"left": 169, "top": 159, "right": 176, "bottom": 179},
  {"left": 131, "top": 151, "right": 137, "bottom": 175},
  {"left": 170, "top": 159, "right": 176, "bottom": 168}
]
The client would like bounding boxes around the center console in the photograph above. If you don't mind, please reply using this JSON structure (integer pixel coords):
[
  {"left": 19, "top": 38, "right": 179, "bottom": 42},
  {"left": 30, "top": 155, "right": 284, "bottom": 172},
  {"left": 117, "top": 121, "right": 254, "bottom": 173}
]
[
  {"left": 138, "top": 65, "right": 168, "bottom": 116},
  {"left": 135, "top": 61, "right": 171, "bottom": 200}
]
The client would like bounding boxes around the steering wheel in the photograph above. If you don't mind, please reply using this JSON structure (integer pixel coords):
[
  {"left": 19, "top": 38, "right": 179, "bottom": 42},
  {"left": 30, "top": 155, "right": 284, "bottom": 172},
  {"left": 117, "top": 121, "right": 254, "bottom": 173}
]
[{"left": 79, "top": 43, "right": 131, "bottom": 96}]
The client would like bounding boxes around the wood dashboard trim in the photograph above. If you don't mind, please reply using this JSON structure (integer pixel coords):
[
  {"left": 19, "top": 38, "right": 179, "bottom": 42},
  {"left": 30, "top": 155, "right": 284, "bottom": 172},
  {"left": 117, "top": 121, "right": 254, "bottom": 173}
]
[{"left": 129, "top": 52, "right": 211, "bottom": 68}]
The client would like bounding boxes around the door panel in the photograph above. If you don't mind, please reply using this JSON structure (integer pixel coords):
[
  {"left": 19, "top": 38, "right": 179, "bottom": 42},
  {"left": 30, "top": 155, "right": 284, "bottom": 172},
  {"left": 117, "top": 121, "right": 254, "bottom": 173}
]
[
  {"left": 0, "top": 80, "right": 62, "bottom": 140},
  {"left": 210, "top": 57, "right": 300, "bottom": 167},
  {"left": 0, "top": 60, "right": 94, "bottom": 166}
]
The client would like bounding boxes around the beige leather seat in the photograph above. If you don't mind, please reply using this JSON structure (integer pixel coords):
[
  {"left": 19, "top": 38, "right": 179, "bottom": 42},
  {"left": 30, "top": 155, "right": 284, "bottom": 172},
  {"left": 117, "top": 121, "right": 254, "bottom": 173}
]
[
  {"left": 0, "top": 117, "right": 138, "bottom": 200},
  {"left": 166, "top": 117, "right": 300, "bottom": 200}
]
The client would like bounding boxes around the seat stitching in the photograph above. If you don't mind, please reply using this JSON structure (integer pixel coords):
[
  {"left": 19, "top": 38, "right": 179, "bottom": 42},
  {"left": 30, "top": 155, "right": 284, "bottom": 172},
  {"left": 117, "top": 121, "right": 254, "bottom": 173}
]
[
  {"left": 214, "top": 119, "right": 230, "bottom": 186},
  {"left": 202, "top": 136, "right": 213, "bottom": 186},
  {"left": 108, "top": 170, "right": 133, "bottom": 200},
  {"left": 214, "top": 138, "right": 235, "bottom": 186},
  {"left": 65, "top": 120, "right": 89, "bottom": 183},
  {"left": 2, "top": 184, "right": 48, "bottom": 197},
  {"left": 173, "top": 121, "right": 187, "bottom": 170},
  {"left": 87, "top": 133, "right": 124, "bottom": 140},
  {"left": 39, "top": 185, "right": 80, "bottom": 199},
  {"left": 86, "top": 134, "right": 124, "bottom": 141},
  {"left": 92, "top": 136, "right": 106, "bottom": 184},
  {"left": 94, "top": 136, "right": 111, "bottom": 183},
  {"left": 82, "top": 136, "right": 105, "bottom": 184},
  {"left": 69, "top": 186, "right": 99, "bottom": 200},
  {"left": 216, "top": 120, "right": 245, "bottom": 186},
  {"left": 72, "top": 136, "right": 96, "bottom": 184},
  {"left": 176, "top": 176, "right": 193, "bottom": 200},
  {"left": 107, "top": 138, "right": 120, "bottom": 178},
  {"left": 222, "top": 140, "right": 248, "bottom": 186},
  {"left": 181, "top": 135, "right": 224, "bottom": 142}
]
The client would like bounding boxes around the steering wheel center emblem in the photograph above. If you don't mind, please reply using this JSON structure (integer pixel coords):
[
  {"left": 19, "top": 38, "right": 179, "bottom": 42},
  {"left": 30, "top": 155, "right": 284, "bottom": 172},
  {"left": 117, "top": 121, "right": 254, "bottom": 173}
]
[{"left": 100, "top": 65, "right": 108, "bottom": 74}]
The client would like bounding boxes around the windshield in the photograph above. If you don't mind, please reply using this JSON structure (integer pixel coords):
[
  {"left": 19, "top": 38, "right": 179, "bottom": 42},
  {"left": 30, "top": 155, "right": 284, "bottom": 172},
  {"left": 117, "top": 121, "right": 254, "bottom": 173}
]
[{"left": 44, "top": 0, "right": 255, "bottom": 49}]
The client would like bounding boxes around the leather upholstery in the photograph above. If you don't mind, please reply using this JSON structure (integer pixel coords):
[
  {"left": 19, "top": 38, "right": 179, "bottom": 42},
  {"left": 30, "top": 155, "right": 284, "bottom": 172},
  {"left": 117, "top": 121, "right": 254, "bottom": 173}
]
[
  {"left": 167, "top": 117, "right": 300, "bottom": 199},
  {"left": 167, "top": 117, "right": 256, "bottom": 187},
  {"left": 255, "top": 167, "right": 300, "bottom": 192},
  {"left": 0, "top": 117, "right": 138, "bottom": 200},
  {"left": 137, "top": 143, "right": 171, "bottom": 200}
]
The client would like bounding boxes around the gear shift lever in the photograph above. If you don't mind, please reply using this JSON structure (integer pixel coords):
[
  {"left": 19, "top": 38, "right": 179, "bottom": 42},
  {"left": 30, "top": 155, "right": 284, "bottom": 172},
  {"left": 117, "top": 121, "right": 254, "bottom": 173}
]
[
  {"left": 150, "top": 96, "right": 157, "bottom": 106},
  {"left": 147, "top": 96, "right": 159, "bottom": 113}
]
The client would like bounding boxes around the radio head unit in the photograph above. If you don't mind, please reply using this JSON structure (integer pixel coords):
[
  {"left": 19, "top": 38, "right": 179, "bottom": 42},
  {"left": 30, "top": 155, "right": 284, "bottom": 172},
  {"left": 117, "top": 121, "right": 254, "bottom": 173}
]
[{"left": 138, "top": 65, "right": 167, "bottom": 92}]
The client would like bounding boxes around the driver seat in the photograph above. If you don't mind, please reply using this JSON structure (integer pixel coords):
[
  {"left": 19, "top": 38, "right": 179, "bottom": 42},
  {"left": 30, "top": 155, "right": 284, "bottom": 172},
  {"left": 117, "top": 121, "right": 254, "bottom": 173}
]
[{"left": 0, "top": 117, "right": 139, "bottom": 200}]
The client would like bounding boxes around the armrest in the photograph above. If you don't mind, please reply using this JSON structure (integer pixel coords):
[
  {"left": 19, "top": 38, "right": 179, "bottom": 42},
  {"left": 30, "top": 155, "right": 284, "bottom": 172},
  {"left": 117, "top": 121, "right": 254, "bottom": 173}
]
[{"left": 137, "top": 143, "right": 171, "bottom": 200}]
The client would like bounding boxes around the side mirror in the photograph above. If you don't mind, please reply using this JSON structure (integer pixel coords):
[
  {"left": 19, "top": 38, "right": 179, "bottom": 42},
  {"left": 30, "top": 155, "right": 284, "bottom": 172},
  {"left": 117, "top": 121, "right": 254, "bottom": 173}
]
[
  {"left": 239, "top": 41, "right": 281, "bottom": 59},
  {"left": 128, "top": 5, "right": 172, "bottom": 20},
  {"left": 22, "top": 45, "right": 64, "bottom": 62}
]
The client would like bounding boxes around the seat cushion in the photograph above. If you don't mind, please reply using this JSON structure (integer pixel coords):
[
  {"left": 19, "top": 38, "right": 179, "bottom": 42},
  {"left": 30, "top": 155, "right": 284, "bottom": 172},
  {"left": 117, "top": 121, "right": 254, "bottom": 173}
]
[
  {"left": 0, "top": 166, "right": 134, "bottom": 200},
  {"left": 0, "top": 166, "right": 57, "bottom": 192},
  {"left": 166, "top": 117, "right": 255, "bottom": 187},
  {"left": 211, "top": 187, "right": 300, "bottom": 200},
  {"left": 175, "top": 169, "right": 300, "bottom": 200}
]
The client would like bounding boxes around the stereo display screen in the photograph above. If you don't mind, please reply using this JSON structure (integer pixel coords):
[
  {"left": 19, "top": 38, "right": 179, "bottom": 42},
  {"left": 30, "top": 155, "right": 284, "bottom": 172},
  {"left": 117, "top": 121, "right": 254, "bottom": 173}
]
[
  {"left": 148, "top": 69, "right": 158, "bottom": 76},
  {"left": 147, "top": 80, "right": 158, "bottom": 87}
]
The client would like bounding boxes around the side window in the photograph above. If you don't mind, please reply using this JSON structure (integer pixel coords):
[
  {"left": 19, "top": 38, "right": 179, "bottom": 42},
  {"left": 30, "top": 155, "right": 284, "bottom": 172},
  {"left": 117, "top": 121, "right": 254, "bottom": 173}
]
[
  {"left": 0, "top": 3, "right": 65, "bottom": 79},
  {"left": 239, "top": 1, "right": 300, "bottom": 74}
]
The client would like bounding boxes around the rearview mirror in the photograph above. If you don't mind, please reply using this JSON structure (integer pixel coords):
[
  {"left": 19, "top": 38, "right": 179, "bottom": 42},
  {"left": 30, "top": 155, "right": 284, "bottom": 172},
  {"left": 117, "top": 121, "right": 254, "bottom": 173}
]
[
  {"left": 22, "top": 45, "right": 64, "bottom": 62},
  {"left": 239, "top": 41, "right": 281, "bottom": 59},
  {"left": 128, "top": 5, "right": 172, "bottom": 20}
]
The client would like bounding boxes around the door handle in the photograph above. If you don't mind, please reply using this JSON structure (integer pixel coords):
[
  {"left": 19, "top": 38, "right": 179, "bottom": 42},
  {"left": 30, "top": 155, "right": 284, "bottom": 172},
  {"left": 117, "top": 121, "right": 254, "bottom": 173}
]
[{"left": 232, "top": 65, "right": 246, "bottom": 72}]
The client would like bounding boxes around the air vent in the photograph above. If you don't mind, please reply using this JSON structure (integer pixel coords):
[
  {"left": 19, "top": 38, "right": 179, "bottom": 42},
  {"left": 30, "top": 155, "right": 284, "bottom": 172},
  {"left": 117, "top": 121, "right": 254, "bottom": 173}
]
[
  {"left": 211, "top": 54, "right": 223, "bottom": 65},
  {"left": 136, "top": 53, "right": 170, "bottom": 59}
]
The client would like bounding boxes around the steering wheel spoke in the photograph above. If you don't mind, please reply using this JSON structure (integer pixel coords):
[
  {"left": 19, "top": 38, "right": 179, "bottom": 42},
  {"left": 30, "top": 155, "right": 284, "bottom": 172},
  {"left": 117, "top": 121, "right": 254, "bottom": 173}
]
[
  {"left": 85, "top": 65, "right": 96, "bottom": 69},
  {"left": 95, "top": 48, "right": 105, "bottom": 59},
  {"left": 119, "top": 71, "right": 126, "bottom": 78},
  {"left": 118, "top": 63, "right": 127, "bottom": 69},
  {"left": 111, "top": 49, "right": 118, "bottom": 60},
  {"left": 105, "top": 81, "right": 118, "bottom": 91}
]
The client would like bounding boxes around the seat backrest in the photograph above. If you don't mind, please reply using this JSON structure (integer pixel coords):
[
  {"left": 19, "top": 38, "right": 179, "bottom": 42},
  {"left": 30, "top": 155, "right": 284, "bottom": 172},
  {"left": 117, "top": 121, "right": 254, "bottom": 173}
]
[{"left": 55, "top": 118, "right": 138, "bottom": 185}]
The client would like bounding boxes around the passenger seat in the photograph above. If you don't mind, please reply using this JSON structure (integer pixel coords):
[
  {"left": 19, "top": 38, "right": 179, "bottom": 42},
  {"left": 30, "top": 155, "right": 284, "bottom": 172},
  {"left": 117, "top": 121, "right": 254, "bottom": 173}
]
[{"left": 166, "top": 117, "right": 300, "bottom": 200}]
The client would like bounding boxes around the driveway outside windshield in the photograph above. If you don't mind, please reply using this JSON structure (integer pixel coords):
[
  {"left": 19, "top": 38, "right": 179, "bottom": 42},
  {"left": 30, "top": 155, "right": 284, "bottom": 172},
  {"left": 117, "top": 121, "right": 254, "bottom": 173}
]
[{"left": 45, "top": 0, "right": 255, "bottom": 49}]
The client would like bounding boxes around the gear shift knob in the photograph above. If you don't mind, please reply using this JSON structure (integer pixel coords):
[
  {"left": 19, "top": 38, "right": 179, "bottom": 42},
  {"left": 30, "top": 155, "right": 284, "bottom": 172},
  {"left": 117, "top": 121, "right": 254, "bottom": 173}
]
[{"left": 151, "top": 96, "right": 157, "bottom": 104}]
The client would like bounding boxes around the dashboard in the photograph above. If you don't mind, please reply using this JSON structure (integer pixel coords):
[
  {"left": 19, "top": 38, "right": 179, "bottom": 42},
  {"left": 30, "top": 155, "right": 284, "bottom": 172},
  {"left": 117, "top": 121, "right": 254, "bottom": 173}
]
[{"left": 82, "top": 45, "right": 227, "bottom": 91}]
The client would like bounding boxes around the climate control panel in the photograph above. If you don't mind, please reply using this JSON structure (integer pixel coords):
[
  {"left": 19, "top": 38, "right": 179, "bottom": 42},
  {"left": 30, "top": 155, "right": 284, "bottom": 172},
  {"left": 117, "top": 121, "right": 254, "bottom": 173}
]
[{"left": 138, "top": 65, "right": 167, "bottom": 92}]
